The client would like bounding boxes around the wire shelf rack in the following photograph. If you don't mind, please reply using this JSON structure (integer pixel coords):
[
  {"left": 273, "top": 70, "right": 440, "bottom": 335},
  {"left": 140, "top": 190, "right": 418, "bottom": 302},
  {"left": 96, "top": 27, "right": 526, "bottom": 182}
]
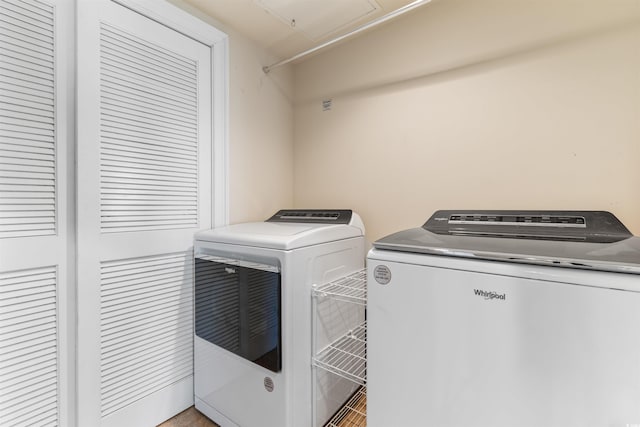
[
  {"left": 313, "top": 321, "right": 366, "bottom": 386},
  {"left": 326, "top": 386, "right": 367, "bottom": 427},
  {"left": 313, "top": 269, "right": 367, "bottom": 305}
]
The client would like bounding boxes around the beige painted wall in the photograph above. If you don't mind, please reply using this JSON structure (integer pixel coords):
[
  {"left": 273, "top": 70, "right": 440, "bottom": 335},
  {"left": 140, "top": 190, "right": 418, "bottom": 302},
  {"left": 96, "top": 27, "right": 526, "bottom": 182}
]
[
  {"left": 171, "top": 0, "right": 295, "bottom": 224},
  {"left": 293, "top": 0, "right": 640, "bottom": 243},
  {"left": 225, "top": 36, "right": 294, "bottom": 223}
]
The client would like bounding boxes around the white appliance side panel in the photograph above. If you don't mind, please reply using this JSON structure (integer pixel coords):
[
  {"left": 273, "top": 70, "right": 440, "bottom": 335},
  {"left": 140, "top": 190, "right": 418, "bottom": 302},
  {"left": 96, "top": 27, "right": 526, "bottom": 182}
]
[
  {"left": 368, "top": 258, "right": 640, "bottom": 427},
  {"left": 290, "top": 239, "right": 365, "bottom": 427}
]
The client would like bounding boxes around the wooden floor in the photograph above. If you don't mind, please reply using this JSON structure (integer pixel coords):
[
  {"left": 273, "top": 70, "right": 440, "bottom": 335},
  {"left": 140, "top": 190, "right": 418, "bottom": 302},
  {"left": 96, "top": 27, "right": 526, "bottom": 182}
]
[
  {"left": 157, "top": 407, "right": 219, "bottom": 427},
  {"left": 326, "top": 387, "right": 367, "bottom": 427},
  {"left": 157, "top": 396, "right": 367, "bottom": 427}
]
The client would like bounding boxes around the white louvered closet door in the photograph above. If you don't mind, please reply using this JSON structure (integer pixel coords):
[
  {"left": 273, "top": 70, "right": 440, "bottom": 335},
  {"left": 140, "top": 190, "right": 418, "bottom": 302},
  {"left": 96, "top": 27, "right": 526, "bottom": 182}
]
[
  {"left": 76, "top": 1, "right": 212, "bottom": 426},
  {"left": 0, "top": 0, "right": 73, "bottom": 426}
]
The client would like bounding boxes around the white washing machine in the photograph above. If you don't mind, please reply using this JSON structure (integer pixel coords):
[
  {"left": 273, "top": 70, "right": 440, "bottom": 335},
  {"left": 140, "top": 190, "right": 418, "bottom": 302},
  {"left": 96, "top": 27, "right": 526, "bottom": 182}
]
[
  {"left": 194, "top": 210, "right": 365, "bottom": 427},
  {"left": 367, "top": 210, "right": 640, "bottom": 427}
]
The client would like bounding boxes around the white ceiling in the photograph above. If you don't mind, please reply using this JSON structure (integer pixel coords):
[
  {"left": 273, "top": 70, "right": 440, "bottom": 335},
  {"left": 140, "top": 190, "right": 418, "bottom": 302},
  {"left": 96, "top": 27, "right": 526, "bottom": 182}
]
[{"left": 181, "top": 0, "right": 421, "bottom": 60}]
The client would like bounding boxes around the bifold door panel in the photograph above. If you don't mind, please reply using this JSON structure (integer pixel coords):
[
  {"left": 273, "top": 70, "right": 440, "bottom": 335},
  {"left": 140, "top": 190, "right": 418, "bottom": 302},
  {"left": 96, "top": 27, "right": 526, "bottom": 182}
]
[
  {"left": 0, "top": 0, "right": 72, "bottom": 425},
  {"left": 77, "top": 1, "right": 212, "bottom": 425}
]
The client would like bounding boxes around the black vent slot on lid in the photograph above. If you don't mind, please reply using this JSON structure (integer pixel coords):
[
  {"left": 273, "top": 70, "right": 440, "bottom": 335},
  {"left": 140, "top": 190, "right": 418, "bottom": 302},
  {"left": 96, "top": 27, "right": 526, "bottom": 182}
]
[
  {"left": 266, "top": 209, "right": 352, "bottom": 224},
  {"left": 448, "top": 215, "right": 586, "bottom": 227}
]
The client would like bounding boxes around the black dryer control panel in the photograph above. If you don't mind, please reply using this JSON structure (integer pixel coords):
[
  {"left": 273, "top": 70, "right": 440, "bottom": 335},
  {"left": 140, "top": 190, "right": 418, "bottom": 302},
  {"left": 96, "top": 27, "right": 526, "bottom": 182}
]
[{"left": 266, "top": 209, "right": 353, "bottom": 224}]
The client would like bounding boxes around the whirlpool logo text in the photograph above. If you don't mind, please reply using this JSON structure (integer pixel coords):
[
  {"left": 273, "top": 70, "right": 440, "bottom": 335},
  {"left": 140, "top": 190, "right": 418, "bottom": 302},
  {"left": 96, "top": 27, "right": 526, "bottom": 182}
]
[{"left": 474, "top": 289, "right": 506, "bottom": 301}]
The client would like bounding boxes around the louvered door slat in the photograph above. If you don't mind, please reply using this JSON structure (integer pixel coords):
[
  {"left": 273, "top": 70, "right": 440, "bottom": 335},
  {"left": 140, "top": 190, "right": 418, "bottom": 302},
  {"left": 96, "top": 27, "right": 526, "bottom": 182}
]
[
  {"left": 99, "top": 34, "right": 197, "bottom": 78},
  {"left": 101, "top": 98, "right": 196, "bottom": 128},
  {"left": 101, "top": 111, "right": 197, "bottom": 139},
  {"left": 0, "top": 138, "right": 53, "bottom": 152},
  {"left": 101, "top": 282, "right": 192, "bottom": 311},
  {"left": 1, "top": 367, "right": 56, "bottom": 399},
  {"left": 101, "top": 300, "right": 193, "bottom": 334},
  {"left": 0, "top": 142, "right": 55, "bottom": 157},
  {"left": 0, "top": 315, "right": 56, "bottom": 340},
  {"left": 1, "top": 394, "right": 56, "bottom": 427},
  {"left": 0, "top": 47, "right": 52, "bottom": 73},
  {"left": 1, "top": 322, "right": 55, "bottom": 344},
  {"left": 0, "top": 265, "right": 58, "bottom": 427},
  {"left": 102, "top": 314, "right": 193, "bottom": 353},
  {"left": 0, "top": 319, "right": 55, "bottom": 342},
  {"left": 3, "top": 0, "right": 53, "bottom": 16},
  {"left": 0, "top": 275, "right": 55, "bottom": 302},
  {"left": 1, "top": 6, "right": 54, "bottom": 32},
  {"left": 1, "top": 107, "right": 54, "bottom": 123},
  {"left": 100, "top": 189, "right": 196, "bottom": 199},
  {"left": 99, "top": 55, "right": 196, "bottom": 97},
  {"left": 100, "top": 25, "right": 196, "bottom": 75},
  {"left": 100, "top": 69, "right": 196, "bottom": 107},
  {"left": 0, "top": 78, "right": 53, "bottom": 100},
  {"left": 101, "top": 104, "right": 196, "bottom": 132},
  {"left": 0, "top": 86, "right": 53, "bottom": 107},
  {"left": 100, "top": 50, "right": 196, "bottom": 94},
  {"left": 0, "top": 143, "right": 55, "bottom": 158},
  {"left": 102, "top": 306, "right": 192, "bottom": 341},
  {"left": 101, "top": 328, "right": 193, "bottom": 373},
  {"left": 2, "top": 1, "right": 51, "bottom": 25},
  {"left": 0, "top": 367, "right": 56, "bottom": 399},
  {"left": 0, "top": 312, "right": 55, "bottom": 336},
  {"left": 101, "top": 138, "right": 196, "bottom": 159},
  {"left": 101, "top": 92, "right": 196, "bottom": 123},
  {"left": 1, "top": 394, "right": 57, "bottom": 427},
  {"left": 0, "top": 379, "right": 56, "bottom": 407},
  {"left": 100, "top": 171, "right": 195, "bottom": 185},
  {"left": 0, "top": 18, "right": 53, "bottom": 48},
  {"left": 100, "top": 252, "right": 193, "bottom": 417},
  {"left": 0, "top": 167, "right": 55, "bottom": 178},
  {"left": 101, "top": 269, "right": 193, "bottom": 294},
  {"left": 99, "top": 33, "right": 196, "bottom": 81},
  {"left": 0, "top": 36, "right": 53, "bottom": 63},
  {"left": 0, "top": 159, "right": 54, "bottom": 171},
  {"left": 1, "top": 96, "right": 53, "bottom": 114},
  {"left": 0, "top": 47, "right": 52, "bottom": 75},
  {"left": 101, "top": 162, "right": 196, "bottom": 178},
  {"left": 0, "top": 202, "right": 54, "bottom": 211},
  {"left": 1, "top": 56, "right": 53, "bottom": 81},
  {"left": 0, "top": 352, "right": 56, "bottom": 381},
  {"left": 0, "top": 0, "right": 56, "bottom": 239},
  {"left": 3, "top": 0, "right": 53, "bottom": 18},
  {"left": 100, "top": 82, "right": 196, "bottom": 117},
  {"left": 101, "top": 347, "right": 193, "bottom": 398},
  {"left": 101, "top": 288, "right": 192, "bottom": 319},
  {"left": 101, "top": 120, "right": 196, "bottom": 146},
  {"left": 101, "top": 362, "right": 192, "bottom": 417},
  {"left": 100, "top": 74, "right": 196, "bottom": 111},
  {"left": 100, "top": 256, "right": 190, "bottom": 279}
]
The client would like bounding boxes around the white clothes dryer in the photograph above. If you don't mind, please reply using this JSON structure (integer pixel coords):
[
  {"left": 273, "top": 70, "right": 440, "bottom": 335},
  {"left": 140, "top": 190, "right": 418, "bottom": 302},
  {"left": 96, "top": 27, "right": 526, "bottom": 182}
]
[{"left": 194, "top": 210, "right": 365, "bottom": 427}]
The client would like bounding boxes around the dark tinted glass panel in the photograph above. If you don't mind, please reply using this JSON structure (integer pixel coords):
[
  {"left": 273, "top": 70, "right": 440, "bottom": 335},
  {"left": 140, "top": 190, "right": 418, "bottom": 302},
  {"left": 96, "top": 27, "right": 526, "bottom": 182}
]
[{"left": 195, "top": 257, "right": 281, "bottom": 372}]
